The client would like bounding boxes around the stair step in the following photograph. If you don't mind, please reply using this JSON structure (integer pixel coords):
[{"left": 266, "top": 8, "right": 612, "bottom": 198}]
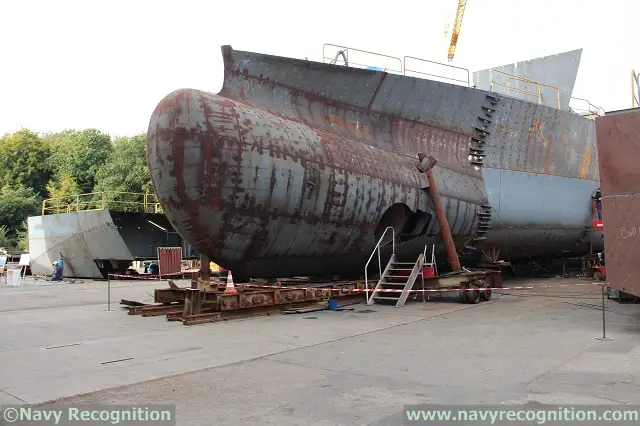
[
  {"left": 477, "top": 212, "right": 491, "bottom": 217},
  {"left": 473, "top": 236, "right": 487, "bottom": 241},
  {"left": 482, "top": 106, "right": 495, "bottom": 113},
  {"left": 471, "top": 137, "right": 486, "bottom": 143},
  {"left": 388, "top": 268, "right": 414, "bottom": 271},
  {"left": 469, "top": 148, "right": 484, "bottom": 154},
  {"left": 380, "top": 283, "right": 409, "bottom": 287},
  {"left": 481, "top": 204, "right": 492, "bottom": 208},
  {"left": 464, "top": 245, "right": 478, "bottom": 251},
  {"left": 393, "top": 262, "right": 418, "bottom": 265},
  {"left": 373, "top": 296, "right": 401, "bottom": 301},
  {"left": 477, "top": 117, "right": 491, "bottom": 124}
]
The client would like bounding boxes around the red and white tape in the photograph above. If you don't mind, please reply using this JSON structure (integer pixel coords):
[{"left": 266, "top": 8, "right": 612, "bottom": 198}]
[
  {"left": 235, "top": 281, "right": 604, "bottom": 293},
  {"left": 106, "top": 274, "right": 605, "bottom": 293},
  {"left": 108, "top": 271, "right": 187, "bottom": 280}
]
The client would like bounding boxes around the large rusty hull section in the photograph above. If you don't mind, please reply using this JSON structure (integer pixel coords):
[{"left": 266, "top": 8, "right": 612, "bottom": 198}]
[
  {"left": 147, "top": 45, "right": 601, "bottom": 278},
  {"left": 595, "top": 108, "right": 640, "bottom": 297},
  {"left": 147, "top": 88, "right": 484, "bottom": 277}
]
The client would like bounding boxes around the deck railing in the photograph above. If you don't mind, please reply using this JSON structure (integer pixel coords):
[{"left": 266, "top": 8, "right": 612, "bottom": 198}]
[
  {"left": 403, "top": 56, "right": 470, "bottom": 86},
  {"left": 569, "top": 97, "right": 605, "bottom": 118},
  {"left": 41, "top": 191, "right": 163, "bottom": 215},
  {"left": 323, "top": 43, "right": 403, "bottom": 75},
  {"left": 322, "top": 44, "right": 471, "bottom": 87}
]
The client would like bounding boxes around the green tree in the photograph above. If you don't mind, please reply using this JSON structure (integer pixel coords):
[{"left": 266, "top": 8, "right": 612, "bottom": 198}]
[
  {"left": 0, "top": 186, "right": 40, "bottom": 248},
  {"left": 45, "top": 172, "right": 82, "bottom": 213},
  {"left": 93, "top": 133, "right": 152, "bottom": 193},
  {"left": 0, "top": 129, "right": 52, "bottom": 196},
  {"left": 14, "top": 226, "right": 29, "bottom": 252},
  {"left": 0, "top": 226, "right": 12, "bottom": 251},
  {"left": 47, "top": 129, "right": 113, "bottom": 193}
]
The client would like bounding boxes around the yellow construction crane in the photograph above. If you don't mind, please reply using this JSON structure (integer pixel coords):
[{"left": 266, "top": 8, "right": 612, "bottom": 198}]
[{"left": 447, "top": 0, "right": 468, "bottom": 61}]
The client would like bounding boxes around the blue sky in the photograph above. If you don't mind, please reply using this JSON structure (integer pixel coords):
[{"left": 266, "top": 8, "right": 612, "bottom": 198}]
[{"left": 1, "top": 0, "right": 637, "bottom": 137}]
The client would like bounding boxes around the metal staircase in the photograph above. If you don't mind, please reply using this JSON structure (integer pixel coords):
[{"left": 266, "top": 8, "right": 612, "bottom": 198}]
[
  {"left": 364, "top": 235, "right": 437, "bottom": 307},
  {"left": 367, "top": 253, "right": 424, "bottom": 307}
]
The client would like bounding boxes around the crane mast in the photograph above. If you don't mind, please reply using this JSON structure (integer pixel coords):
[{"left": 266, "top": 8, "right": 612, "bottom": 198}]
[{"left": 447, "top": 0, "right": 467, "bottom": 61}]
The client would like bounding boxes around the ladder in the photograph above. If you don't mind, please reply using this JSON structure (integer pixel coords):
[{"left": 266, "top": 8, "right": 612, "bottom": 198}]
[{"left": 367, "top": 252, "right": 424, "bottom": 307}]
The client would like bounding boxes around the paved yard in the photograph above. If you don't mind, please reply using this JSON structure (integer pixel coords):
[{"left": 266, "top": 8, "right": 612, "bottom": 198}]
[{"left": 1, "top": 277, "right": 639, "bottom": 425}]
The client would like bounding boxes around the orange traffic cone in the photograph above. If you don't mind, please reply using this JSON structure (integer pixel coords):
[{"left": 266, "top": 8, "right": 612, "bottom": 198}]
[{"left": 224, "top": 270, "right": 238, "bottom": 295}]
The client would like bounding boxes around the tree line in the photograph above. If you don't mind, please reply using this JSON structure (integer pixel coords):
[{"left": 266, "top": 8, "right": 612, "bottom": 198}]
[{"left": 0, "top": 128, "right": 152, "bottom": 251}]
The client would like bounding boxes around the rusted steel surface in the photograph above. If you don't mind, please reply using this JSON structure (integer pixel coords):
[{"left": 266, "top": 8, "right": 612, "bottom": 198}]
[
  {"left": 175, "top": 296, "right": 365, "bottom": 326},
  {"left": 595, "top": 109, "right": 640, "bottom": 195},
  {"left": 157, "top": 247, "right": 182, "bottom": 277},
  {"left": 152, "top": 279, "right": 366, "bottom": 308},
  {"left": 129, "top": 280, "right": 366, "bottom": 325},
  {"left": 147, "top": 45, "right": 602, "bottom": 278},
  {"left": 595, "top": 108, "right": 640, "bottom": 297}
]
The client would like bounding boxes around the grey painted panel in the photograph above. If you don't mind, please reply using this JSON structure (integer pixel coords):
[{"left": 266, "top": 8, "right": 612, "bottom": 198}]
[
  {"left": 473, "top": 49, "right": 582, "bottom": 111},
  {"left": 27, "top": 210, "right": 134, "bottom": 279},
  {"left": 481, "top": 167, "right": 603, "bottom": 254}
]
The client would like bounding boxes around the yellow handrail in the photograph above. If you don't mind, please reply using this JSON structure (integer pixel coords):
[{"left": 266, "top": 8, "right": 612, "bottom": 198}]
[
  {"left": 489, "top": 69, "right": 561, "bottom": 109},
  {"left": 41, "top": 191, "right": 164, "bottom": 215}
]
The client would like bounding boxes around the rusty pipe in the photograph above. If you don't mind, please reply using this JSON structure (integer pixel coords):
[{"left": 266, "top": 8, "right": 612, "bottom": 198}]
[{"left": 418, "top": 153, "right": 461, "bottom": 271}]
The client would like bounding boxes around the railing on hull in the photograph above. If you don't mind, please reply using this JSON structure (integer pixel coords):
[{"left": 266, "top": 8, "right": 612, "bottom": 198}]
[
  {"left": 322, "top": 44, "right": 471, "bottom": 87},
  {"left": 489, "top": 69, "right": 561, "bottom": 109},
  {"left": 320, "top": 43, "right": 608, "bottom": 112},
  {"left": 323, "top": 44, "right": 403, "bottom": 75},
  {"left": 364, "top": 226, "right": 395, "bottom": 305},
  {"left": 568, "top": 97, "right": 605, "bottom": 118},
  {"left": 404, "top": 56, "right": 471, "bottom": 87}
]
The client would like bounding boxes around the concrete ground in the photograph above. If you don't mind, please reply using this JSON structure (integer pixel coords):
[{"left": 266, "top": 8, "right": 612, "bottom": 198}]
[{"left": 1, "top": 276, "right": 640, "bottom": 425}]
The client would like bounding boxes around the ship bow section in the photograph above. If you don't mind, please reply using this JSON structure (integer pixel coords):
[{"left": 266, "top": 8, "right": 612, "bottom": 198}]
[{"left": 147, "top": 89, "right": 222, "bottom": 260}]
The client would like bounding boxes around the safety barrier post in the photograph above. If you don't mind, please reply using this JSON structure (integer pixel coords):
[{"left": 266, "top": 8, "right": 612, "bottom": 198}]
[
  {"left": 596, "top": 283, "right": 613, "bottom": 341},
  {"left": 107, "top": 273, "right": 111, "bottom": 311}
]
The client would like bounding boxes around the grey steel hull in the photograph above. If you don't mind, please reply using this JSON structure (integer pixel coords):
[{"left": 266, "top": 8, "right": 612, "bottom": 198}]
[{"left": 146, "top": 46, "right": 602, "bottom": 278}]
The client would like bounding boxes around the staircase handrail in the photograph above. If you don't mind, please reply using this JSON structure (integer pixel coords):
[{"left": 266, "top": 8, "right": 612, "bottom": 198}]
[{"left": 364, "top": 226, "right": 396, "bottom": 304}]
